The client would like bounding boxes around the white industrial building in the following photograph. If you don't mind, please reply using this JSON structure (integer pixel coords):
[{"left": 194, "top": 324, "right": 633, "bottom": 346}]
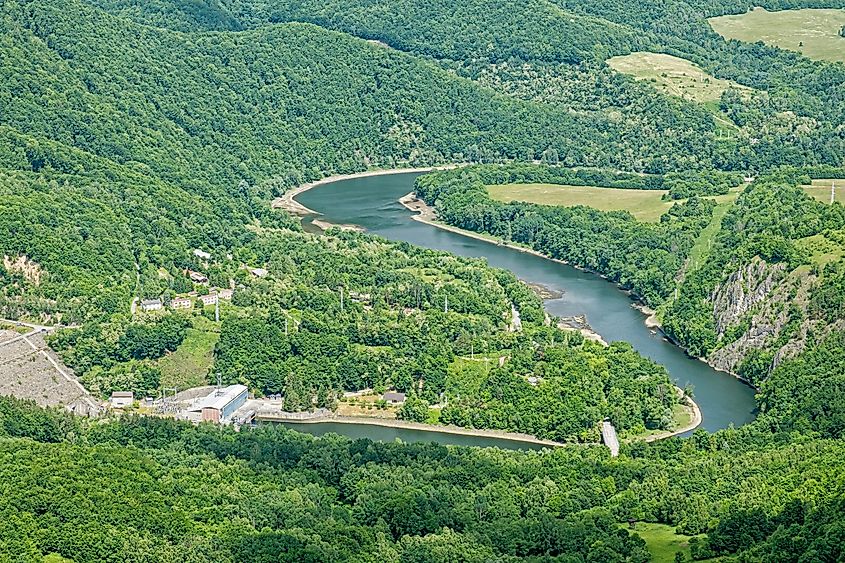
[
  {"left": 185, "top": 384, "right": 248, "bottom": 423},
  {"left": 110, "top": 391, "right": 134, "bottom": 408}
]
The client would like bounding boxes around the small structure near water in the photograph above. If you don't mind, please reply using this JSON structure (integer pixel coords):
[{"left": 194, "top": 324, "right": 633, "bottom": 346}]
[{"left": 383, "top": 391, "right": 406, "bottom": 405}]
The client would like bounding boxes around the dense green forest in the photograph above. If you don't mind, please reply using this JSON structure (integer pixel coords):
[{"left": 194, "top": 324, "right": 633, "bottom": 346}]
[
  {"left": 3, "top": 0, "right": 845, "bottom": 560},
  {"left": 2, "top": 395, "right": 845, "bottom": 562}
]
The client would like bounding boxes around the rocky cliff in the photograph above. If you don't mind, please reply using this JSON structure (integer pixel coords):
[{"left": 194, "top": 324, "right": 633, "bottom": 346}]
[{"left": 706, "top": 257, "right": 829, "bottom": 382}]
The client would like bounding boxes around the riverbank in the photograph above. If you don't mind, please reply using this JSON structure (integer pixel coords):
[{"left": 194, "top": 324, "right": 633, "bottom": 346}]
[
  {"left": 640, "top": 389, "right": 703, "bottom": 442},
  {"left": 274, "top": 166, "right": 460, "bottom": 216},
  {"left": 634, "top": 303, "right": 759, "bottom": 391},
  {"left": 401, "top": 192, "right": 610, "bottom": 344},
  {"left": 310, "top": 218, "right": 364, "bottom": 232},
  {"left": 632, "top": 303, "right": 661, "bottom": 329},
  {"left": 400, "top": 192, "right": 759, "bottom": 392},
  {"left": 258, "top": 412, "right": 567, "bottom": 448}
]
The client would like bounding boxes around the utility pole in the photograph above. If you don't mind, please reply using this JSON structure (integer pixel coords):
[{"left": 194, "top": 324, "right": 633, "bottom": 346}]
[
  {"left": 831, "top": 180, "right": 836, "bottom": 205},
  {"left": 339, "top": 286, "right": 344, "bottom": 312},
  {"left": 444, "top": 294, "right": 448, "bottom": 314}
]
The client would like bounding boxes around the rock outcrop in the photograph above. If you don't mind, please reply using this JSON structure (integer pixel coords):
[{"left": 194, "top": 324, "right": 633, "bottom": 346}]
[{"left": 706, "top": 257, "right": 816, "bottom": 377}]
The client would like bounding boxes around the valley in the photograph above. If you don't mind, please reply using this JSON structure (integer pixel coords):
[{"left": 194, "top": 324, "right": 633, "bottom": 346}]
[{"left": 1, "top": 0, "right": 845, "bottom": 560}]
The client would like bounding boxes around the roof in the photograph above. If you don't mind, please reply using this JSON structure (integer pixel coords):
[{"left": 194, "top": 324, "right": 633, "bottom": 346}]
[
  {"left": 140, "top": 299, "right": 161, "bottom": 306},
  {"left": 111, "top": 391, "right": 133, "bottom": 398},
  {"left": 383, "top": 391, "right": 406, "bottom": 402},
  {"left": 193, "top": 249, "right": 211, "bottom": 259},
  {"left": 189, "top": 384, "right": 248, "bottom": 412}
]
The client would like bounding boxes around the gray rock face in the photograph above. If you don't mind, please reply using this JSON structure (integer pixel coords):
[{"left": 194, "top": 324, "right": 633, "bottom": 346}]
[
  {"left": 706, "top": 257, "right": 811, "bottom": 378},
  {"left": 710, "top": 258, "right": 786, "bottom": 338}
]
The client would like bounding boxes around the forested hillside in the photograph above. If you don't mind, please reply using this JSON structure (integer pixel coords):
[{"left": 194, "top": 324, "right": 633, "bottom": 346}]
[
  {"left": 0, "top": 0, "right": 735, "bottom": 321},
  {"left": 247, "top": 0, "right": 845, "bottom": 171},
  {"left": 3, "top": 0, "right": 845, "bottom": 560},
  {"left": 2, "top": 396, "right": 845, "bottom": 561}
]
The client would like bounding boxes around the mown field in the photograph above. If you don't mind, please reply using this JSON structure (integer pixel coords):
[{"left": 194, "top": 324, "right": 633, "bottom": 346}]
[
  {"left": 606, "top": 51, "right": 750, "bottom": 103},
  {"left": 488, "top": 183, "right": 671, "bottom": 222},
  {"left": 487, "top": 183, "right": 739, "bottom": 222},
  {"left": 709, "top": 8, "right": 845, "bottom": 63},
  {"left": 802, "top": 178, "right": 845, "bottom": 204}
]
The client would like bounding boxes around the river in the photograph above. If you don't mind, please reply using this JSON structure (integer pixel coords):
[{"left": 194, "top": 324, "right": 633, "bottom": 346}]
[{"left": 291, "top": 171, "right": 757, "bottom": 447}]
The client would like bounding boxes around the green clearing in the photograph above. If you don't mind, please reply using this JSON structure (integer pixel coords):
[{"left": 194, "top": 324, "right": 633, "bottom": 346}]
[
  {"left": 0, "top": 322, "right": 32, "bottom": 334},
  {"left": 487, "top": 183, "right": 738, "bottom": 223},
  {"left": 797, "top": 231, "right": 845, "bottom": 269},
  {"left": 626, "top": 522, "right": 701, "bottom": 562},
  {"left": 158, "top": 316, "right": 220, "bottom": 390},
  {"left": 709, "top": 8, "right": 845, "bottom": 63},
  {"left": 488, "top": 183, "right": 670, "bottom": 222},
  {"left": 686, "top": 188, "right": 743, "bottom": 273},
  {"left": 606, "top": 52, "right": 751, "bottom": 103},
  {"left": 802, "top": 178, "right": 845, "bottom": 205}
]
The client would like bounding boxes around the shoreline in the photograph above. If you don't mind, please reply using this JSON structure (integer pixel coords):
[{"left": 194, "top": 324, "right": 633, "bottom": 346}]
[
  {"left": 400, "top": 192, "right": 608, "bottom": 345},
  {"left": 260, "top": 413, "right": 567, "bottom": 448},
  {"left": 632, "top": 303, "right": 759, "bottom": 391},
  {"left": 273, "top": 166, "right": 459, "bottom": 216},
  {"left": 274, "top": 177, "right": 747, "bottom": 446},
  {"left": 640, "top": 387, "right": 703, "bottom": 442},
  {"left": 399, "top": 192, "right": 579, "bottom": 268},
  {"left": 399, "top": 192, "right": 759, "bottom": 392}
]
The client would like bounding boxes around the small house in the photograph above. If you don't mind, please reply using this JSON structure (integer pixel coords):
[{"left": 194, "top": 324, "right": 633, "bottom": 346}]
[
  {"left": 193, "top": 248, "right": 211, "bottom": 260},
  {"left": 218, "top": 288, "right": 233, "bottom": 300},
  {"left": 249, "top": 268, "right": 269, "bottom": 278},
  {"left": 110, "top": 391, "right": 134, "bottom": 409},
  {"left": 170, "top": 297, "right": 193, "bottom": 310},
  {"left": 383, "top": 391, "right": 406, "bottom": 405},
  {"left": 188, "top": 270, "right": 209, "bottom": 284},
  {"left": 140, "top": 299, "right": 162, "bottom": 312},
  {"left": 200, "top": 293, "right": 218, "bottom": 306}
]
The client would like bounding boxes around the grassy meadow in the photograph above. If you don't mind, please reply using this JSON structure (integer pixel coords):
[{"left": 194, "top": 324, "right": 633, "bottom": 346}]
[
  {"left": 802, "top": 178, "right": 845, "bottom": 205},
  {"left": 606, "top": 52, "right": 751, "bottom": 103},
  {"left": 709, "top": 8, "right": 845, "bottom": 63},
  {"left": 625, "top": 522, "right": 702, "bottom": 562},
  {"left": 487, "top": 183, "right": 740, "bottom": 223},
  {"left": 158, "top": 315, "right": 219, "bottom": 390}
]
